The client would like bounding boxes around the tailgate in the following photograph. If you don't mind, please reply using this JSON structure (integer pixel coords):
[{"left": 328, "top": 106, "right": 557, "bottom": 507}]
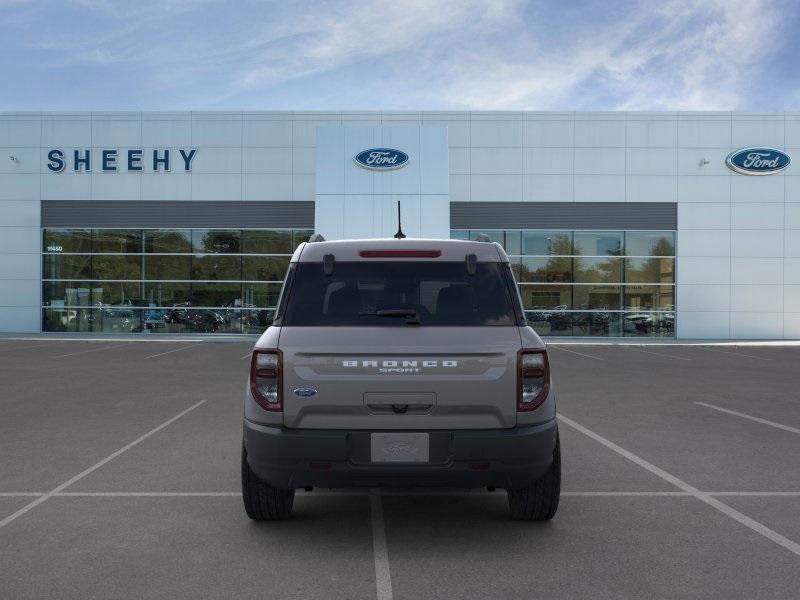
[{"left": 279, "top": 326, "right": 521, "bottom": 429}]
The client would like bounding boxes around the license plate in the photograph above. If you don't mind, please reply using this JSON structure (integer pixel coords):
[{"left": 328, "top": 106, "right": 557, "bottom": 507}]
[{"left": 370, "top": 433, "right": 429, "bottom": 463}]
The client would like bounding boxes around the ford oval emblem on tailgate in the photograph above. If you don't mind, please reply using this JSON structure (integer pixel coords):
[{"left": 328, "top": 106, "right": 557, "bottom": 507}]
[{"left": 293, "top": 387, "right": 318, "bottom": 397}]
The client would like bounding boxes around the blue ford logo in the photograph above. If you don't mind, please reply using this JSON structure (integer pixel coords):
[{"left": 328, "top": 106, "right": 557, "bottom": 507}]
[
  {"left": 293, "top": 387, "right": 317, "bottom": 397},
  {"left": 354, "top": 148, "right": 409, "bottom": 170},
  {"left": 726, "top": 147, "right": 790, "bottom": 175}
]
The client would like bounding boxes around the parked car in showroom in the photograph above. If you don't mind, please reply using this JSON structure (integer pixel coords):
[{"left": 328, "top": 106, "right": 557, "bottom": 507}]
[{"left": 241, "top": 237, "right": 560, "bottom": 521}]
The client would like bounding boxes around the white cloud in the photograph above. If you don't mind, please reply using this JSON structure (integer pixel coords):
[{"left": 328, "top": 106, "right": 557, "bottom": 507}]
[
  {"left": 236, "top": 1, "right": 520, "bottom": 89},
  {"left": 2, "top": 0, "right": 794, "bottom": 109},
  {"left": 428, "top": 0, "right": 786, "bottom": 110}
]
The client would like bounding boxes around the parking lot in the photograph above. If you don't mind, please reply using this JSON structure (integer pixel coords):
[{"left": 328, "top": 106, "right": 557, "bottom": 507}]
[{"left": 1, "top": 337, "right": 799, "bottom": 599}]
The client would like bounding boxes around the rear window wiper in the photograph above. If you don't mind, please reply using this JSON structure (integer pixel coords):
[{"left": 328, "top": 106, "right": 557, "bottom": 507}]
[{"left": 359, "top": 308, "right": 421, "bottom": 325}]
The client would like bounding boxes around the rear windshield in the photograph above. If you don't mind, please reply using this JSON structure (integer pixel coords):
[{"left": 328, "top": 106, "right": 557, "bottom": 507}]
[{"left": 280, "top": 261, "right": 519, "bottom": 326}]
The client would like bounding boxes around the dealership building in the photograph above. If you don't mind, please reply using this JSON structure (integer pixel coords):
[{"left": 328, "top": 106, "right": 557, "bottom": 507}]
[{"left": 0, "top": 110, "right": 798, "bottom": 339}]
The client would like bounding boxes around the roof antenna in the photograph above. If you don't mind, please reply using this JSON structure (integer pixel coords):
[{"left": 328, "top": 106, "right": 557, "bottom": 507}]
[{"left": 393, "top": 200, "right": 406, "bottom": 239}]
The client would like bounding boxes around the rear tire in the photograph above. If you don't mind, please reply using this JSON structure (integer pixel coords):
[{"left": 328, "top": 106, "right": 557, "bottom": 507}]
[
  {"left": 241, "top": 446, "right": 295, "bottom": 520},
  {"left": 507, "top": 434, "right": 561, "bottom": 521}
]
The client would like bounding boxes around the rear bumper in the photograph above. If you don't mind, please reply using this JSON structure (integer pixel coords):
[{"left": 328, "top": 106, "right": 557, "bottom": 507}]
[{"left": 243, "top": 419, "right": 558, "bottom": 490}]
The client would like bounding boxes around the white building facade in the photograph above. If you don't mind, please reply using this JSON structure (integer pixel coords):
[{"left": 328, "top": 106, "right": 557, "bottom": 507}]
[{"left": 0, "top": 110, "right": 798, "bottom": 339}]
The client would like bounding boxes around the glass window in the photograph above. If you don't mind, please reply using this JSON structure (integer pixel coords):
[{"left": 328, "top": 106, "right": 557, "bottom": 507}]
[
  {"left": 525, "top": 309, "right": 573, "bottom": 337},
  {"left": 573, "top": 257, "right": 622, "bottom": 283},
  {"left": 143, "top": 282, "right": 192, "bottom": 307},
  {"left": 43, "top": 254, "right": 92, "bottom": 279},
  {"left": 624, "top": 258, "right": 674, "bottom": 284},
  {"left": 43, "top": 281, "right": 95, "bottom": 307},
  {"left": 450, "top": 230, "right": 469, "bottom": 241},
  {"left": 519, "top": 284, "right": 571, "bottom": 310},
  {"left": 192, "top": 229, "right": 241, "bottom": 253},
  {"left": 504, "top": 231, "right": 521, "bottom": 256},
  {"left": 574, "top": 231, "right": 623, "bottom": 256},
  {"left": 469, "top": 230, "right": 505, "bottom": 248},
  {"left": 519, "top": 257, "right": 573, "bottom": 283},
  {"left": 243, "top": 282, "right": 283, "bottom": 308},
  {"left": 573, "top": 285, "right": 622, "bottom": 310},
  {"left": 572, "top": 312, "right": 621, "bottom": 337},
  {"left": 625, "top": 231, "right": 675, "bottom": 256},
  {"left": 43, "top": 229, "right": 92, "bottom": 253},
  {"left": 42, "top": 307, "right": 95, "bottom": 332},
  {"left": 143, "top": 255, "right": 192, "bottom": 280},
  {"left": 144, "top": 230, "right": 192, "bottom": 253},
  {"left": 623, "top": 312, "right": 675, "bottom": 337},
  {"left": 163, "top": 307, "right": 240, "bottom": 334},
  {"left": 282, "top": 262, "right": 517, "bottom": 327},
  {"left": 92, "top": 255, "right": 142, "bottom": 280},
  {"left": 624, "top": 285, "right": 674, "bottom": 311},
  {"left": 292, "top": 230, "right": 314, "bottom": 249},
  {"left": 190, "top": 282, "right": 243, "bottom": 307},
  {"left": 94, "top": 307, "right": 143, "bottom": 333},
  {"left": 243, "top": 230, "right": 292, "bottom": 254},
  {"left": 522, "top": 231, "right": 572, "bottom": 255},
  {"left": 243, "top": 256, "right": 290, "bottom": 281},
  {"left": 93, "top": 230, "right": 142, "bottom": 253},
  {"left": 191, "top": 255, "right": 242, "bottom": 280},
  {"left": 243, "top": 309, "right": 275, "bottom": 334},
  {"left": 96, "top": 282, "right": 143, "bottom": 306}
]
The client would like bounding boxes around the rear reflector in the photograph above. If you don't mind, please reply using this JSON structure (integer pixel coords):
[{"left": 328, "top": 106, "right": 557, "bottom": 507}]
[{"left": 359, "top": 250, "right": 442, "bottom": 258}]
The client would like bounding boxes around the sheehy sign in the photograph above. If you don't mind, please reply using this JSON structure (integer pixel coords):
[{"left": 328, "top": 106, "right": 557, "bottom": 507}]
[{"left": 46, "top": 149, "right": 197, "bottom": 172}]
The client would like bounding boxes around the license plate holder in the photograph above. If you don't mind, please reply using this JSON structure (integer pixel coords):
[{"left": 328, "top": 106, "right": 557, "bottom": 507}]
[{"left": 370, "top": 433, "right": 429, "bottom": 463}]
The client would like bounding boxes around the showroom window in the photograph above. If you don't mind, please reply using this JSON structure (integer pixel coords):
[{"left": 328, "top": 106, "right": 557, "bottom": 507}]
[
  {"left": 451, "top": 229, "right": 676, "bottom": 338},
  {"left": 41, "top": 228, "right": 313, "bottom": 334}
]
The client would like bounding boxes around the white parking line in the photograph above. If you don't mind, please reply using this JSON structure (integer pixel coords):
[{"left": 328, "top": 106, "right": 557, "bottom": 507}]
[
  {"left": 56, "top": 492, "right": 241, "bottom": 497},
  {"left": 370, "top": 490, "right": 394, "bottom": 600},
  {"left": 0, "top": 400, "right": 206, "bottom": 530},
  {"left": 696, "top": 347, "right": 771, "bottom": 361},
  {"left": 50, "top": 343, "right": 132, "bottom": 358},
  {"left": 557, "top": 413, "right": 800, "bottom": 558},
  {"left": 708, "top": 492, "right": 800, "bottom": 497},
  {"left": 623, "top": 346, "right": 691, "bottom": 361},
  {"left": 548, "top": 345, "right": 605, "bottom": 361},
  {"left": 241, "top": 353, "right": 252, "bottom": 360},
  {"left": 143, "top": 344, "right": 202, "bottom": 360},
  {"left": 696, "top": 402, "right": 800, "bottom": 436}
]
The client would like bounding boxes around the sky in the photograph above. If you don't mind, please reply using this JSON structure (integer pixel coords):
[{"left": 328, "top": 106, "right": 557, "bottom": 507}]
[{"left": 1, "top": 0, "right": 798, "bottom": 111}]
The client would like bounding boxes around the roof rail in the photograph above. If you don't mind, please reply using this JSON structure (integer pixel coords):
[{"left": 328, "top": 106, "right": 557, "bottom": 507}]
[
  {"left": 308, "top": 233, "right": 326, "bottom": 243},
  {"left": 474, "top": 233, "right": 492, "bottom": 242}
]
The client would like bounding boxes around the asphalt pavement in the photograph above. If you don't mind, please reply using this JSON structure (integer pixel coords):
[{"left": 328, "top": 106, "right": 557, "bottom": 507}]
[{"left": 1, "top": 338, "right": 799, "bottom": 599}]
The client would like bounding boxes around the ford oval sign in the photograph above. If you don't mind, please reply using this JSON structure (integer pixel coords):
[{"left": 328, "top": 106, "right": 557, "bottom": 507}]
[
  {"left": 293, "top": 387, "right": 317, "bottom": 398},
  {"left": 726, "top": 147, "right": 791, "bottom": 175},
  {"left": 354, "top": 148, "right": 409, "bottom": 170}
]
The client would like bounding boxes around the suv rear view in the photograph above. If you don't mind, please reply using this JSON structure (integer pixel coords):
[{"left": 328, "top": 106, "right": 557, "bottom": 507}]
[{"left": 242, "top": 238, "right": 560, "bottom": 520}]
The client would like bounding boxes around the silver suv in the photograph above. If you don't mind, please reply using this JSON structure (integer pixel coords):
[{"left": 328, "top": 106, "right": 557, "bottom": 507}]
[{"left": 241, "top": 238, "right": 560, "bottom": 520}]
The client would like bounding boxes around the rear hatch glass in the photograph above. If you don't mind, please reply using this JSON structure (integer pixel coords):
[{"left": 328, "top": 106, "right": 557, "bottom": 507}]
[{"left": 281, "top": 261, "right": 518, "bottom": 327}]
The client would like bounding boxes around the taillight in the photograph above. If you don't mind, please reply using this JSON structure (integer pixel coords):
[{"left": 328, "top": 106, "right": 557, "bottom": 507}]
[
  {"left": 250, "top": 349, "right": 282, "bottom": 411},
  {"left": 517, "top": 349, "right": 550, "bottom": 411}
]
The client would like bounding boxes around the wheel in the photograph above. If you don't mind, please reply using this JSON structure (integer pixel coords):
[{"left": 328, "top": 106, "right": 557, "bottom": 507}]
[
  {"left": 507, "top": 434, "right": 561, "bottom": 521},
  {"left": 241, "top": 445, "right": 295, "bottom": 520}
]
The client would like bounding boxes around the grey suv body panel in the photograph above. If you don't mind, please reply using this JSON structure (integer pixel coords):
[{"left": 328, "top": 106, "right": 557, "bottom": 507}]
[
  {"left": 278, "top": 326, "right": 522, "bottom": 429},
  {"left": 243, "top": 238, "right": 557, "bottom": 489}
]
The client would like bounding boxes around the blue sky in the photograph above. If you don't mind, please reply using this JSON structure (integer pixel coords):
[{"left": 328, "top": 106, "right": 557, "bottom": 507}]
[{"left": 1, "top": 0, "right": 798, "bottom": 111}]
